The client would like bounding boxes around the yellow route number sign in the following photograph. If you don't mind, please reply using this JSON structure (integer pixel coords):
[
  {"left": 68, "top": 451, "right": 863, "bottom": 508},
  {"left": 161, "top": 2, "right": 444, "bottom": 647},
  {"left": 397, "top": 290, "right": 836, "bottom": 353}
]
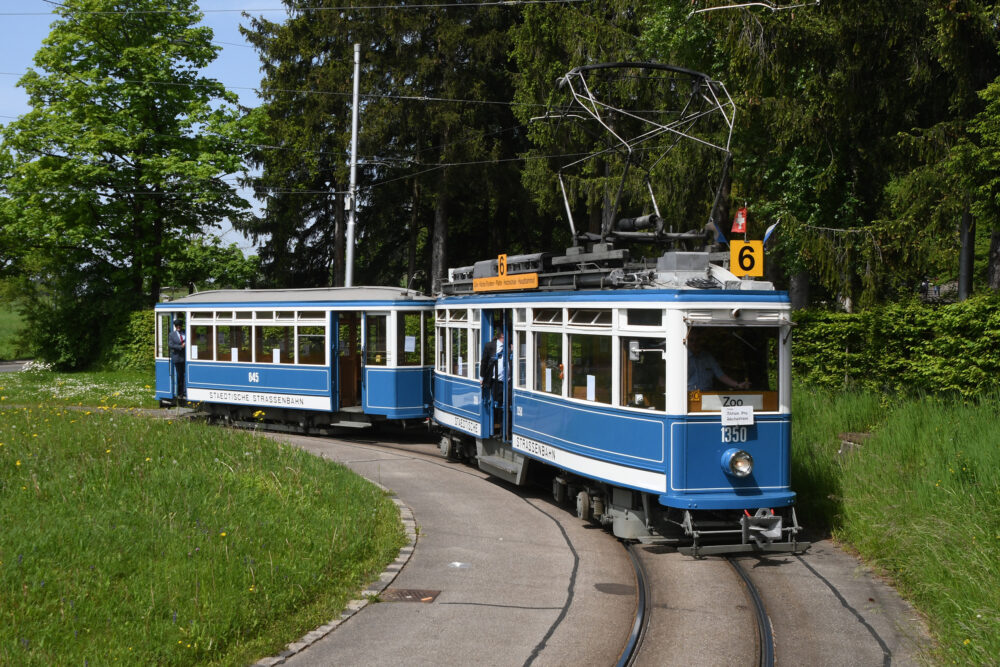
[
  {"left": 730, "top": 240, "right": 764, "bottom": 278},
  {"left": 473, "top": 253, "right": 539, "bottom": 292}
]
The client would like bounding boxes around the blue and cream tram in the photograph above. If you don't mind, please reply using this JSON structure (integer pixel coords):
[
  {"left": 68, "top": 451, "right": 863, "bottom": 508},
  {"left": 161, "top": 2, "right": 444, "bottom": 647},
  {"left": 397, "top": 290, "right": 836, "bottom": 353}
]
[
  {"left": 154, "top": 287, "right": 435, "bottom": 428},
  {"left": 433, "top": 248, "right": 807, "bottom": 555}
]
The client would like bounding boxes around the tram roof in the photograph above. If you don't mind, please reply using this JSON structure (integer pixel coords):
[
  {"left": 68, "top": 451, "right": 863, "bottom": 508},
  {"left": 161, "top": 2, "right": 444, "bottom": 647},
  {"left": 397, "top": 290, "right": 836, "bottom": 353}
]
[{"left": 158, "top": 286, "right": 433, "bottom": 307}]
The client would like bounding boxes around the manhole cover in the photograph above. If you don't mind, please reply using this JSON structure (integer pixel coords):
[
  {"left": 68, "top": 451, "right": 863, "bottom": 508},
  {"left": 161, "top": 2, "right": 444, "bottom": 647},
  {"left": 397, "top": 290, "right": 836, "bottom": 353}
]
[{"left": 380, "top": 588, "right": 440, "bottom": 603}]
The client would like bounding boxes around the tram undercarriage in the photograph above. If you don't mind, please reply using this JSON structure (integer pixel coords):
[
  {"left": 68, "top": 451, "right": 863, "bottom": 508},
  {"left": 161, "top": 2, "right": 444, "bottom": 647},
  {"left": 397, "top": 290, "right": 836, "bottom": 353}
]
[{"left": 443, "top": 432, "right": 808, "bottom": 557}]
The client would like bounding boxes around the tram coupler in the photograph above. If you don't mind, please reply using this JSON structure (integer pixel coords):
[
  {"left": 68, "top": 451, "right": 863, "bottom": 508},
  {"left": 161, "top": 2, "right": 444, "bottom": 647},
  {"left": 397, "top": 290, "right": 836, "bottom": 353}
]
[
  {"left": 742, "top": 508, "right": 782, "bottom": 548},
  {"left": 677, "top": 508, "right": 810, "bottom": 557}
]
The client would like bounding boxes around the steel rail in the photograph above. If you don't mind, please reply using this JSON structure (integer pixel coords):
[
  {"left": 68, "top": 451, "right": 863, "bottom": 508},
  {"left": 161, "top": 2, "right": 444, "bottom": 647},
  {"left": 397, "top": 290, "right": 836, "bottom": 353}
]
[
  {"left": 726, "top": 556, "right": 775, "bottom": 667},
  {"left": 616, "top": 542, "right": 651, "bottom": 667}
]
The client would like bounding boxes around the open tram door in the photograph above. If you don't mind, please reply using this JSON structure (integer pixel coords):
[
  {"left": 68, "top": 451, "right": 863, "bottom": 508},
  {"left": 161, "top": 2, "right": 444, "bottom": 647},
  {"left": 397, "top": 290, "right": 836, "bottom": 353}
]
[
  {"left": 481, "top": 309, "right": 513, "bottom": 441},
  {"left": 336, "top": 312, "right": 362, "bottom": 410}
]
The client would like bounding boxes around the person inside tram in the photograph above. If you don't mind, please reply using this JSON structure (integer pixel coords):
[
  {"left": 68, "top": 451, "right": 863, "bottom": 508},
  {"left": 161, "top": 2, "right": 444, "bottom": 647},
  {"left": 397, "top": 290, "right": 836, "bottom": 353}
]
[
  {"left": 687, "top": 329, "right": 751, "bottom": 392},
  {"left": 480, "top": 329, "right": 506, "bottom": 403}
]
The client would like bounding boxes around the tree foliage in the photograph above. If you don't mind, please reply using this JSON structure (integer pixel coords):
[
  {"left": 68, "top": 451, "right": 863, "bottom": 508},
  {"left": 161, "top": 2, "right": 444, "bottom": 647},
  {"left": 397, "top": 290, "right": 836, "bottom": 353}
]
[
  {"left": 243, "top": 1, "right": 548, "bottom": 292},
  {"left": 0, "top": 0, "right": 252, "bottom": 368},
  {"left": 165, "top": 235, "right": 260, "bottom": 293},
  {"left": 643, "top": 1, "right": 1000, "bottom": 307}
]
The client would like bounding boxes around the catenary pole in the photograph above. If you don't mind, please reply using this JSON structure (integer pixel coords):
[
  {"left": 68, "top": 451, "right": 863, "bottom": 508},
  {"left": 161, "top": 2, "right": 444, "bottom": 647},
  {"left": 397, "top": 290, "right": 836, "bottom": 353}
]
[{"left": 345, "top": 43, "right": 360, "bottom": 286}]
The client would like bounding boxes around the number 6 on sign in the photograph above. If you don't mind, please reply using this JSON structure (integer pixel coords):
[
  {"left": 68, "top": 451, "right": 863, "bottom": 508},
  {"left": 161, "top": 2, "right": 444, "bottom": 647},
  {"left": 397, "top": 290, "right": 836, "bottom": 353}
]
[{"left": 730, "top": 240, "right": 764, "bottom": 278}]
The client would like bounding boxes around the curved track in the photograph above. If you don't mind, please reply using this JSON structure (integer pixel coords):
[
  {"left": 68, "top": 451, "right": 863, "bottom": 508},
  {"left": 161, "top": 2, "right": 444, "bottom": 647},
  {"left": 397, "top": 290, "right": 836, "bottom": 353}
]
[
  {"left": 726, "top": 556, "right": 775, "bottom": 667},
  {"left": 617, "top": 542, "right": 651, "bottom": 667}
]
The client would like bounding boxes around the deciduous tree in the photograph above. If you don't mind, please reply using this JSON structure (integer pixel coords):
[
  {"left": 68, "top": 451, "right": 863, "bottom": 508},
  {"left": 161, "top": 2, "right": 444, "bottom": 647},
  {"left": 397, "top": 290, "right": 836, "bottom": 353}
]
[{"left": 1, "top": 0, "right": 252, "bottom": 367}]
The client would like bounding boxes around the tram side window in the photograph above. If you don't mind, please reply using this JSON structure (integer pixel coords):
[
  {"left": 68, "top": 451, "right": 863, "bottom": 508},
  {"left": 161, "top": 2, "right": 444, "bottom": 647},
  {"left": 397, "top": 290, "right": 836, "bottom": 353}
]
[
  {"left": 397, "top": 312, "right": 422, "bottom": 366},
  {"left": 450, "top": 327, "right": 468, "bottom": 376},
  {"left": 190, "top": 325, "right": 214, "bottom": 360},
  {"left": 569, "top": 334, "right": 611, "bottom": 404},
  {"left": 216, "top": 325, "right": 252, "bottom": 362},
  {"left": 515, "top": 329, "right": 527, "bottom": 388},
  {"left": 534, "top": 331, "right": 563, "bottom": 395},
  {"left": 436, "top": 326, "right": 446, "bottom": 371},
  {"left": 472, "top": 329, "right": 480, "bottom": 379},
  {"left": 256, "top": 326, "right": 294, "bottom": 364},
  {"left": 687, "top": 326, "right": 780, "bottom": 411},
  {"left": 339, "top": 319, "right": 359, "bottom": 357},
  {"left": 297, "top": 326, "right": 326, "bottom": 365},
  {"left": 366, "top": 315, "right": 388, "bottom": 366},
  {"left": 157, "top": 314, "right": 172, "bottom": 358},
  {"left": 621, "top": 337, "right": 665, "bottom": 411}
]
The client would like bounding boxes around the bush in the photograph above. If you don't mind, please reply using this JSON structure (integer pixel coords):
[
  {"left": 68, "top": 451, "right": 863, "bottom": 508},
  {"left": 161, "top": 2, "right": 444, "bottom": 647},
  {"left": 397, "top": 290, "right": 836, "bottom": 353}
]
[
  {"left": 793, "top": 295, "right": 1000, "bottom": 397},
  {"left": 105, "top": 309, "right": 154, "bottom": 372}
]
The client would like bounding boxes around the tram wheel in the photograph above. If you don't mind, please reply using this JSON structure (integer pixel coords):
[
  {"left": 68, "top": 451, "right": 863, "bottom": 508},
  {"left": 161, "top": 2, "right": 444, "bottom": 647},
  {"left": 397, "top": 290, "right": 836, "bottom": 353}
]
[{"left": 576, "top": 490, "right": 591, "bottom": 521}]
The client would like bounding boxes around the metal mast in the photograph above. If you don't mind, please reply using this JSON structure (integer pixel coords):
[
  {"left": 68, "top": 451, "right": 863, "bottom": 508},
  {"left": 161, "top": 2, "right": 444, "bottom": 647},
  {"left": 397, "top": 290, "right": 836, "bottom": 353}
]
[{"left": 345, "top": 43, "right": 360, "bottom": 286}]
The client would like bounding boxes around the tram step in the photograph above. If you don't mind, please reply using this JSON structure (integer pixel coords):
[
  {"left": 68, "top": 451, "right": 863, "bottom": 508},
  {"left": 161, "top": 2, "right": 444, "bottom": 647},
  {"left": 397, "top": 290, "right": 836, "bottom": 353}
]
[
  {"left": 477, "top": 454, "right": 521, "bottom": 475},
  {"left": 329, "top": 420, "right": 372, "bottom": 429}
]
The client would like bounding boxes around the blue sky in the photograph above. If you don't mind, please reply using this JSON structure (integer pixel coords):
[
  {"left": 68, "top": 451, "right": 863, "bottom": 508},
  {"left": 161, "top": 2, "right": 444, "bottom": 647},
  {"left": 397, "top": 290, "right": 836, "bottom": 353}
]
[{"left": 0, "top": 1, "right": 287, "bottom": 251}]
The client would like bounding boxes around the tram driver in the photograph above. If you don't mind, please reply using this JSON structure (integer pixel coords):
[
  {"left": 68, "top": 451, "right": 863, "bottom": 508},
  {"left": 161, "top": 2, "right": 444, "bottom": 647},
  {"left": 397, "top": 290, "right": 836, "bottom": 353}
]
[{"left": 687, "top": 328, "right": 751, "bottom": 392}]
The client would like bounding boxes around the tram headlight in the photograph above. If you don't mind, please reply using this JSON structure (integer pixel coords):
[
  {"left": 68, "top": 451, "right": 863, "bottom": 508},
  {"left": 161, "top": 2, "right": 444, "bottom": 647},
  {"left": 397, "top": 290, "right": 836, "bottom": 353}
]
[{"left": 722, "top": 448, "right": 753, "bottom": 478}]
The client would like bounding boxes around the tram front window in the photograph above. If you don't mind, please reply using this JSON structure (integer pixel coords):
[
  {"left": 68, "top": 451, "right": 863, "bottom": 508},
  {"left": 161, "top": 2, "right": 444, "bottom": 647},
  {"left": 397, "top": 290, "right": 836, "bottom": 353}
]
[
  {"left": 621, "top": 337, "right": 665, "bottom": 411},
  {"left": 687, "top": 326, "right": 779, "bottom": 412}
]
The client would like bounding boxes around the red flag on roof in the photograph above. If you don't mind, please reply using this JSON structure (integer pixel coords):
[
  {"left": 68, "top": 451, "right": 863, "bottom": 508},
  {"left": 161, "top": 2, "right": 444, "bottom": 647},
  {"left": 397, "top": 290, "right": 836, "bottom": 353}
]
[{"left": 731, "top": 206, "right": 747, "bottom": 234}]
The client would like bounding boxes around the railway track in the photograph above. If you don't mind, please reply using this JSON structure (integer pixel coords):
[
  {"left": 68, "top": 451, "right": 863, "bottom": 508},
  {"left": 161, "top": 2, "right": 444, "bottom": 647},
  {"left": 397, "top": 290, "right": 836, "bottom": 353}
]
[
  {"left": 617, "top": 542, "right": 651, "bottom": 667},
  {"left": 620, "top": 547, "right": 777, "bottom": 666},
  {"left": 727, "top": 556, "right": 776, "bottom": 667}
]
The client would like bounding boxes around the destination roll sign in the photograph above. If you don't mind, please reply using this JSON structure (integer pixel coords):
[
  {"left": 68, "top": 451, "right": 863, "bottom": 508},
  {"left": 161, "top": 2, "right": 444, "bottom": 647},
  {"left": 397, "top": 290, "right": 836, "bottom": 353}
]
[{"left": 473, "top": 254, "right": 539, "bottom": 292}]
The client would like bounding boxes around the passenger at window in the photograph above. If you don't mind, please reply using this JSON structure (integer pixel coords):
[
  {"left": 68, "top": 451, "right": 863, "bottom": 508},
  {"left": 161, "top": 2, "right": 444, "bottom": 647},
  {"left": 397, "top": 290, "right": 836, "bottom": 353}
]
[{"left": 687, "top": 330, "right": 750, "bottom": 391}]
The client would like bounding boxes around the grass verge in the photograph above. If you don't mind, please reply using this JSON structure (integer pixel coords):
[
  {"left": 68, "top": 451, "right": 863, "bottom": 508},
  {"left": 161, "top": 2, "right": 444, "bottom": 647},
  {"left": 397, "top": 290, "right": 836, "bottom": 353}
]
[
  {"left": 0, "top": 367, "right": 158, "bottom": 409},
  {"left": 792, "top": 387, "right": 999, "bottom": 664},
  {"left": 0, "top": 408, "right": 406, "bottom": 665}
]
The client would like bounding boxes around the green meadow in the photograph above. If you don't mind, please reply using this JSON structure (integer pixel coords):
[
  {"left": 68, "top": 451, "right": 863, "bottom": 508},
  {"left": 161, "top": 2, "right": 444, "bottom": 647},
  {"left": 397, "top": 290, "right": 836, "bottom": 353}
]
[{"left": 0, "top": 396, "right": 405, "bottom": 665}]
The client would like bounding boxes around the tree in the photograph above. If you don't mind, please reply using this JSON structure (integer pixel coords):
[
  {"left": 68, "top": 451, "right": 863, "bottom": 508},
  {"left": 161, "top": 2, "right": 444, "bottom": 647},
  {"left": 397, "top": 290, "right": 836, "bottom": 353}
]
[
  {"left": 1, "top": 0, "right": 252, "bottom": 367},
  {"left": 239, "top": 7, "right": 362, "bottom": 288},
  {"left": 511, "top": 1, "right": 650, "bottom": 239},
  {"left": 642, "top": 1, "right": 1000, "bottom": 308},
  {"left": 243, "top": 1, "right": 545, "bottom": 293},
  {"left": 165, "top": 235, "right": 260, "bottom": 293}
]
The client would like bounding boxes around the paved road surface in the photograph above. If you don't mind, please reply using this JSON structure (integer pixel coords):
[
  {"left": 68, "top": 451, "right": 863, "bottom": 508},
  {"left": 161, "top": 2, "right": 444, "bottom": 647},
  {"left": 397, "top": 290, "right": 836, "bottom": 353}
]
[{"left": 274, "top": 434, "right": 636, "bottom": 667}]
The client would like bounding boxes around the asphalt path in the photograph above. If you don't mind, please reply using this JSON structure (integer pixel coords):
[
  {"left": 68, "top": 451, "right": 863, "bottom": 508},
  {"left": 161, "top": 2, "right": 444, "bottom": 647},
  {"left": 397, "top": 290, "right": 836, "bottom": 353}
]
[
  {"left": 270, "top": 433, "right": 636, "bottom": 667},
  {"left": 252, "top": 430, "right": 932, "bottom": 667},
  {"left": 0, "top": 360, "right": 28, "bottom": 373}
]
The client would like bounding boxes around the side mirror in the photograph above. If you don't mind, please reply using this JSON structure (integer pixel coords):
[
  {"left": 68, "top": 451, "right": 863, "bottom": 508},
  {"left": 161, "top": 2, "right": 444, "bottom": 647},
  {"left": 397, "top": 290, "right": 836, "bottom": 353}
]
[{"left": 628, "top": 340, "right": 641, "bottom": 362}]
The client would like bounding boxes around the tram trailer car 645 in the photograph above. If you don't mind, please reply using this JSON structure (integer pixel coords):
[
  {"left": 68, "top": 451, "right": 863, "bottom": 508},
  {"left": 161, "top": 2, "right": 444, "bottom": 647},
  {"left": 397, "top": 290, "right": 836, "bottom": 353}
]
[
  {"left": 154, "top": 287, "right": 435, "bottom": 431},
  {"left": 432, "top": 247, "right": 809, "bottom": 556}
]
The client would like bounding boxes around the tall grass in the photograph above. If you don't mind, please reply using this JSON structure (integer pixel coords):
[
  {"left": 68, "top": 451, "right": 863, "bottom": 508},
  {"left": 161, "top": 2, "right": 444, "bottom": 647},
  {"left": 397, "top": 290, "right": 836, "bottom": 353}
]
[
  {"left": 792, "top": 388, "right": 1000, "bottom": 664},
  {"left": 0, "top": 409, "right": 405, "bottom": 665}
]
